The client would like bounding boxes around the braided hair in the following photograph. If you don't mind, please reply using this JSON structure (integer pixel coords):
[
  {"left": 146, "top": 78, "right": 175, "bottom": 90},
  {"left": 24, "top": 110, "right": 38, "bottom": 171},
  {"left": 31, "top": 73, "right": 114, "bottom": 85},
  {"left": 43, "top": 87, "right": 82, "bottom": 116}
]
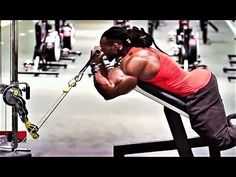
[{"left": 101, "top": 26, "right": 168, "bottom": 54}]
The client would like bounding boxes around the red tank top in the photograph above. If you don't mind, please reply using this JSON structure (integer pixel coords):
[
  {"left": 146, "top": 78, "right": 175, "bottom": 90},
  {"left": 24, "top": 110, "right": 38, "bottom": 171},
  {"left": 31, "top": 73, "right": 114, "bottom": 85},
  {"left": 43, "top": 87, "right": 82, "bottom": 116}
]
[{"left": 127, "top": 47, "right": 211, "bottom": 97}]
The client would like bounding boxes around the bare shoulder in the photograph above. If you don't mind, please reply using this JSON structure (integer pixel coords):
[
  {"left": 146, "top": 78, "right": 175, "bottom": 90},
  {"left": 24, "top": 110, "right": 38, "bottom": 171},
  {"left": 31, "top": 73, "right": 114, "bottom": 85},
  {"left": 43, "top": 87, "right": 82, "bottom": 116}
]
[
  {"left": 125, "top": 48, "right": 159, "bottom": 63},
  {"left": 123, "top": 48, "right": 159, "bottom": 65},
  {"left": 121, "top": 48, "right": 160, "bottom": 80},
  {"left": 130, "top": 48, "right": 153, "bottom": 58}
]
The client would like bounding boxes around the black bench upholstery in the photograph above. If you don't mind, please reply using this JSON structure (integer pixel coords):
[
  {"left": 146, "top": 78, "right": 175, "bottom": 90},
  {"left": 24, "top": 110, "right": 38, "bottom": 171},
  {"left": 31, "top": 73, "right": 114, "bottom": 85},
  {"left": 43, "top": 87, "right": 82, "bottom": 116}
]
[
  {"left": 137, "top": 81, "right": 187, "bottom": 114},
  {"left": 113, "top": 81, "right": 221, "bottom": 157}
]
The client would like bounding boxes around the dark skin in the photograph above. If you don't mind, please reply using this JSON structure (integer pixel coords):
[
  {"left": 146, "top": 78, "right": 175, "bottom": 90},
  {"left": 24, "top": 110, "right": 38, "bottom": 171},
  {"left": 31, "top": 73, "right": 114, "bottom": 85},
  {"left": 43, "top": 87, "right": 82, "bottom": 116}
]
[
  {"left": 90, "top": 36, "right": 236, "bottom": 150},
  {"left": 91, "top": 36, "right": 160, "bottom": 100}
]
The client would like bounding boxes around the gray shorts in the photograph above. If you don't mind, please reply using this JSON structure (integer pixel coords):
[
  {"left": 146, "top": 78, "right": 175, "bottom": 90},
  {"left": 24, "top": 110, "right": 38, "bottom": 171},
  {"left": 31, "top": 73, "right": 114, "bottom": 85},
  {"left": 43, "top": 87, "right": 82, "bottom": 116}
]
[{"left": 186, "top": 73, "right": 236, "bottom": 150}]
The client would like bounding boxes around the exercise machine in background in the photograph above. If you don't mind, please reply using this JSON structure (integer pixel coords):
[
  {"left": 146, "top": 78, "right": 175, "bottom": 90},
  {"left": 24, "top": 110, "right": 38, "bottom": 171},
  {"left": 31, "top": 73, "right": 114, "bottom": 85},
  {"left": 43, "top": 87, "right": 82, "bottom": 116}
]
[
  {"left": 223, "top": 20, "right": 236, "bottom": 82},
  {"left": 147, "top": 20, "right": 160, "bottom": 37},
  {"left": 223, "top": 54, "right": 236, "bottom": 81},
  {"left": 168, "top": 20, "right": 206, "bottom": 71},
  {"left": 55, "top": 20, "right": 82, "bottom": 62},
  {"left": 147, "top": 20, "right": 167, "bottom": 37},
  {"left": 199, "top": 20, "right": 219, "bottom": 45},
  {"left": 114, "top": 20, "right": 130, "bottom": 29},
  {"left": 19, "top": 20, "right": 72, "bottom": 77}
]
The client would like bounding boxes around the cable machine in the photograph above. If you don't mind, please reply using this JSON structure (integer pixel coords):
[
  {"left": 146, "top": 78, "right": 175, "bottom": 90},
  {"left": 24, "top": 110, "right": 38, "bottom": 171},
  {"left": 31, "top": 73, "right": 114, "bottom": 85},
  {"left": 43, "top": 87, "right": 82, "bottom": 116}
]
[{"left": 0, "top": 20, "right": 39, "bottom": 157}]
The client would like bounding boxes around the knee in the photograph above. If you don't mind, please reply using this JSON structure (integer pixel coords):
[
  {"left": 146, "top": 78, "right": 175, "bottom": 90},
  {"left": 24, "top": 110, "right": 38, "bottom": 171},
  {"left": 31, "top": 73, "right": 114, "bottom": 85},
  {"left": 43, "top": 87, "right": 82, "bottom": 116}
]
[{"left": 208, "top": 128, "right": 236, "bottom": 150}]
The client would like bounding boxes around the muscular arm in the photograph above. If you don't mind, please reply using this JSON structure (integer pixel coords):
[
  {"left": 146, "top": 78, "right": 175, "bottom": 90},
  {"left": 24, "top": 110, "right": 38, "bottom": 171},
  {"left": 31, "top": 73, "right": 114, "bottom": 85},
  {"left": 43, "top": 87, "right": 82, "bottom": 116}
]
[
  {"left": 93, "top": 67, "right": 137, "bottom": 100},
  {"left": 92, "top": 48, "right": 159, "bottom": 100},
  {"left": 121, "top": 49, "right": 159, "bottom": 80}
]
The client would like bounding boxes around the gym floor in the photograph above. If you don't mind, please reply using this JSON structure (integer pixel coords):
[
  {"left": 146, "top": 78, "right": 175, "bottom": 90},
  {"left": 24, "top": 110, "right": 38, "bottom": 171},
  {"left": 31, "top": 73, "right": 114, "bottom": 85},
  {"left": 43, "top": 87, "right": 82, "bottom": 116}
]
[{"left": 0, "top": 20, "right": 236, "bottom": 157}]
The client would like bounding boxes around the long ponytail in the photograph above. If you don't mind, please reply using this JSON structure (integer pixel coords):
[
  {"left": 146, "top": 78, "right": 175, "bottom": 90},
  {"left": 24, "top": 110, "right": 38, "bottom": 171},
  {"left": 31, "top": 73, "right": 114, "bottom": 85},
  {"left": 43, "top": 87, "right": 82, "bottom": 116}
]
[{"left": 101, "top": 25, "right": 169, "bottom": 55}]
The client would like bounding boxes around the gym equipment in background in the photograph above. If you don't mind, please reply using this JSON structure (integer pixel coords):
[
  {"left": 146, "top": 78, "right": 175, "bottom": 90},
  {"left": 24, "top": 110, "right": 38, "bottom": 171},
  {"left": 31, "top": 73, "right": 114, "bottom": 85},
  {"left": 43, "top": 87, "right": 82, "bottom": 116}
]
[
  {"left": 200, "top": 20, "right": 218, "bottom": 45},
  {"left": 223, "top": 54, "right": 236, "bottom": 81},
  {"left": 114, "top": 20, "right": 130, "bottom": 29},
  {"left": 19, "top": 20, "right": 69, "bottom": 77},
  {"left": 55, "top": 20, "right": 81, "bottom": 62},
  {"left": 147, "top": 20, "right": 160, "bottom": 37},
  {"left": 169, "top": 20, "right": 207, "bottom": 71},
  {"left": 222, "top": 20, "right": 236, "bottom": 81}
]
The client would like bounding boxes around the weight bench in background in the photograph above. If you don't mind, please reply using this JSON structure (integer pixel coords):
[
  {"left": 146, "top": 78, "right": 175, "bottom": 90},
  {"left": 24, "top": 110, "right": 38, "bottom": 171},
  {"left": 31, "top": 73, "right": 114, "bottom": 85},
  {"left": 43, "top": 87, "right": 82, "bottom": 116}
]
[{"left": 113, "top": 81, "right": 221, "bottom": 157}]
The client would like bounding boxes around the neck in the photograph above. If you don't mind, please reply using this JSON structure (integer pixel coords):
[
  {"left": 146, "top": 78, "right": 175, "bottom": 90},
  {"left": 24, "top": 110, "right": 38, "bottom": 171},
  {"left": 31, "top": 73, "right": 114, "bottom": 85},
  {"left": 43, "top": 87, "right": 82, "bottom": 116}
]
[
  {"left": 121, "top": 46, "right": 132, "bottom": 57},
  {"left": 115, "top": 46, "right": 132, "bottom": 67},
  {"left": 114, "top": 56, "right": 123, "bottom": 67}
]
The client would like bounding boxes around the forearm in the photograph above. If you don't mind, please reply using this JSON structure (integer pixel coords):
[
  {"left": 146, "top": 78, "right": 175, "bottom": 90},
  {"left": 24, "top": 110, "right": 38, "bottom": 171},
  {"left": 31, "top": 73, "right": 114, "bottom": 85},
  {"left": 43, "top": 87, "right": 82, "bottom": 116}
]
[
  {"left": 93, "top": 71, "right": 116, "bottom": 100},
  {"left": 92, "top": 69, "right": 138, "bottom": 100},
  {"left": 91, "top": 61, "right": 108, "bottom": 77}
]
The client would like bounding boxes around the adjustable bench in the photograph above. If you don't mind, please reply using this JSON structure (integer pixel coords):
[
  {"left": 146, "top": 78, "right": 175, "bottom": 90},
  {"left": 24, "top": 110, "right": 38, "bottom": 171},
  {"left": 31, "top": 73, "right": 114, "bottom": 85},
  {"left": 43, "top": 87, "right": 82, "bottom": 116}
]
[{"left": 113, "top": 81, "right": 221, "bottom": 157}]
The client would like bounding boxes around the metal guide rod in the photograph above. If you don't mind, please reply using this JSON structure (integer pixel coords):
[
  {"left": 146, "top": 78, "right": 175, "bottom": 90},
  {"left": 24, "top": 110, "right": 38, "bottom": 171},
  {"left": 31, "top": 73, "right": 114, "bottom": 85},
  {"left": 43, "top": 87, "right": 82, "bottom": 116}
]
[
  {"left": 0, "top": 20, "right": 4, "bottom": 130},
  {"left": 0, "top": 20, "right": 2, "bottom": 83},
  {"left": 0, "top": 20, "right": 5, "bottom": 130},
  {"left": 0, "top": 21, "right": 8, "bottom": 131},
  {"left": 10, "top": 20, "right": 19, "bottom": 149}
]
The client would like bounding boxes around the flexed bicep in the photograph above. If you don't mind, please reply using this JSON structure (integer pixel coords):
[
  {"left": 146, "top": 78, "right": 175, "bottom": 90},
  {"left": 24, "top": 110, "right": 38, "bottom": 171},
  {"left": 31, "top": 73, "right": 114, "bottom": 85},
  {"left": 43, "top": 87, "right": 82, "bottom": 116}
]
[
  {"left": 107, "top": 68, "right": 137, "bottom": 98},
  {"left": 93, "top": 67, "right": 137, "bottom": 100}
]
